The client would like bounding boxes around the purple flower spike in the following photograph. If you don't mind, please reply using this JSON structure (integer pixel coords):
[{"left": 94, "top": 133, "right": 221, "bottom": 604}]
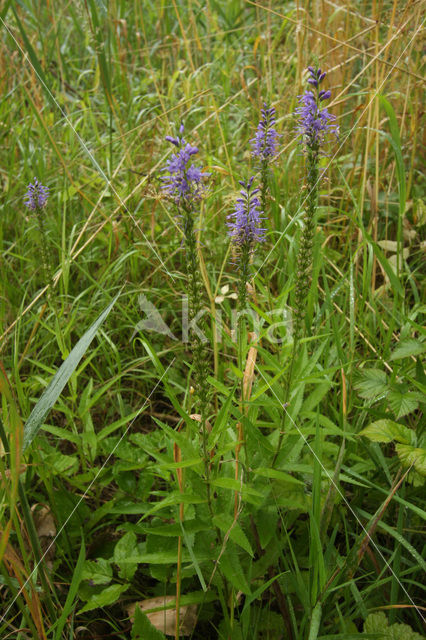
[
  {"left": 250, "top": 103, "right": 280, "bottom": 163},
  {"left": 295, "top": 67, "right": 338, "bottom": 152},
  {"left": 161, "top": 124, "right": 209, "bottom": 204},
  {"left": 227, "top": 177, "right": 265, "bottom": 250},
  {"left": 24, "top": 178, "right": 49, "bottom": 211}
]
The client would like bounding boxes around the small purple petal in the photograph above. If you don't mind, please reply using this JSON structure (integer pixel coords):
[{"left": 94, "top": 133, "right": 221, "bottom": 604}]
[
  {"left": 161, "top": 125, "right": 208, "bottom": 204},
  {"left": 165, "top": 136, "right": 180, "bottom": 146},
  {"left": 294, "top": 67, "right": 338, "bottom": 152},
  {"left": 250, "top": 102, "right": 280, "bottom": 163},
  {"left": 228, "top": 177, "right": 265, "bottom": 251},
  {"left": 24, "top": 178, "right": 49, "bottom": 211}
]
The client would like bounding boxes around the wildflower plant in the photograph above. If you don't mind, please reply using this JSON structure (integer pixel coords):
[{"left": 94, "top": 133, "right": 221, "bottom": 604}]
[
  {"left": 227, "top": 176, "right": 265, "bottom": 309},
  {"left": 293, "top": 67, "right": 337, "bottom": 342},
  {"left": 251, "top": 103, "right": 279, "bottom": 213},
  {"left": 228, "top": 176, "right": 265, "bottom": 521},
  {"left": 273, "top": 67, "right": 337, "bottom": 466},
  {"left": 24, "top": 178, "right": 53, "bottom": 296},
  {"left": 161, "top": 124, "right": 212, "bottom": 479}
]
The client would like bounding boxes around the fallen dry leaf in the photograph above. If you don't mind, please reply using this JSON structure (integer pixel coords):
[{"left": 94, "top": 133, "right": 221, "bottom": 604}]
[
  {"left": 31, "top": 504, "right": 56, "bottom": 570},
  {"left": 126, "top": 595, "right": 197, "bottom": 636},
  {"left": 190, "top": 413, "right": 212, "bottom": 432}
]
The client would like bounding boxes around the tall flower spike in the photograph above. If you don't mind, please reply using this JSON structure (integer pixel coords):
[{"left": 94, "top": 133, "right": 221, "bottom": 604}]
[
  {"left": 250, "top": 104, "right": 279, "bottom": 163},
  {"left": 161, "top": 124, "right": 209, "bottom": 204},
  {"left": 227, "top": 176, "right": 265, "bottom": 251},
  {"left": 295, "top": 68, "right": 338, "bottom": 153},
  {"left": 24, "top": 178, "right": 49, "bottom": 211}
]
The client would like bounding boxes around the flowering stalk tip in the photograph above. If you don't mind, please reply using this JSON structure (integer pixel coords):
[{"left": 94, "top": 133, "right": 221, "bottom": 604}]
[
  {"left": 295, "top": 67, "right": 338, "bottom": 153},
  {"left": 24, "top": 177, "right": 54, "bottom": 301},
  {"left": 161, "top": 124, "right": 209, "bottom": 204},
  {"left": 24, "top": 178, "right": 49, "bottom": 211},
  {"left": 228, "top": 177, "right": 265, "bottom": 252},
  {"left": 250, "top": 103, "right": 279, "bottom": 163}
]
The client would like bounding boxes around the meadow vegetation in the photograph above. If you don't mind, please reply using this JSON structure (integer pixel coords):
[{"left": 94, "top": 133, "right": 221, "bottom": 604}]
[{"left": 0, "top": 1, "right": 425, "bottom": 638}]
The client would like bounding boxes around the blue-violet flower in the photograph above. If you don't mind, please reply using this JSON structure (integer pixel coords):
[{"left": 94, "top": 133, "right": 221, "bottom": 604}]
[
  {"left": 24, "top": 178, "right": 49, "bottom": 211},
  {"left": 227, "top": 177, "right": 265, "bottom": 250},
  {"left": 161, "top": 123, "right": 209, "bottom": 204},
  {"left": 295, "top": 67, "right": 338, "bottom": 152},
  {"left": 250, "top": 104, "right": 279, "bottom": 162}
]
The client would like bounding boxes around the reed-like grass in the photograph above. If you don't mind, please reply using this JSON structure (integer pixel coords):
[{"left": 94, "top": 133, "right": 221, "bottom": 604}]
[{"left": 0, "top": 1, "right": 424, "bottom": 639}]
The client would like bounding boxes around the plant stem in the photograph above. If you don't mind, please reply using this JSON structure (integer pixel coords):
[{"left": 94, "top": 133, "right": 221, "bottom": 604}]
[
  {"left": 182, "top": 203, "right": 213, "bottom": 511},
  {"left": 272, "top": 150, "right": 319, "bottom": 467}
]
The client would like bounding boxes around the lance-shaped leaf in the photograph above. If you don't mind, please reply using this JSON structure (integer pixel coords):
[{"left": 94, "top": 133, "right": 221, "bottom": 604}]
[{"left": 23, "top": 295, "right": 119, "bottom": 451}]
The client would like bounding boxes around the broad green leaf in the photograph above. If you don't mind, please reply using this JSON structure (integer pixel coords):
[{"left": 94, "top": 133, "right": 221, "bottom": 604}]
[
  {"left": 42, "top": 451, "right": 78, "bottom": 475},
  {"left": 219, "top": 545, "right": 251, "bottom": 595},
  {"left": 212, "top": 513, "right": 253, "bottom": 557},
  {"left": 354, "top": 369, "right": 388, "bottom": 400},
  {"left": 157, "top": 458, "right": 203, "bottom": 471},
  {"left": 364, "top": 611, "right": 388, "bottom": 634},
  {"left": 140, "top": 491, "right": 206, "bottom": 520},
  {"left": 78, "top": 583, "right": 129, "bottom": 614},
  {"left": 210, "top": 477, "right": 263, "bottom": 498},
  {"left": 390, "top": 339, "right": 425, "bottom": 361},
  {"left": 396, "top": 444, "right": 426, "bottom": 476},
  {"left": 132, "top": 608, "right": 166, "bottom": 639},
  {"left": 81, "top": 558, "right": 112, "bottom": 586},
  {"left": 123, "top": 550, "right": 209, "bottom": 564},
  {"left": 136, "top": 520, "right": 209, "bottom": 538},
  {"left": 388, "top": 389, "right": 420, "bottom": 419},
  {"left": 365, "top": 610, "right": 424, "bottom": 639},
  {"left": 114, "top": 532, "right": 138, "bottom": 580},
  {"left": 254, "top": 467, "right": 305, "bottom": 485},
  {"left": 23, "top": 295, "right": 119, "bottom": 451},
  {"left": 359, "top": 420, "right": 414, "bottom": 445}
]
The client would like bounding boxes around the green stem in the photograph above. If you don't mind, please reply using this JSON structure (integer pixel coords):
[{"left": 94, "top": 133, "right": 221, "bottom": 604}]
[
  {"left": 182, "top": 203, "right": 212, "bottom": 512},
  {"left": 272, "top": 150, "right": 319, "bottom": 467},
  {"left": 35, "top": 207, "right": 53, "bottom": 300},
  {"left": 260, "top": 160, "right": 269, "bottom": 217}
]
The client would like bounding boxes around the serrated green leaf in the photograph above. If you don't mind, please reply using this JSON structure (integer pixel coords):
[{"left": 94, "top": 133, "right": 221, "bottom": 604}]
[
  {"left": 364, "top": 606, "right": 424, "bottom": 639},
  {"left": 78, "top": 583, "right": 129, "bottom": 614},
  {"left": 390, "top": 339, "right": 425, "bottom": 361},
  {"left": 220, "top": 544, "right": 251, "bottom": 595},
  {"left": 396, "top": 444, "right": 426, "bottom": 476},
  {"left": 364, "top": 611, "right": 388, "bottom": 634},
  {"left": 354, "top": 369, "right": 388, "bottom": 400},
  {"left": 212, "top": 514, "right": 253, "bottom": 557},
  {"left": 388, "top": 389, "right": 419, "bottom": 419},
  {"left": 114, "top": 532, "right": 138, "bottom": 580},
  {"left": 81, "top": 558, "right": 112, "bottom": 585},
  {"left": 359, "top": 420, "right": 414, "bottom": 445}
]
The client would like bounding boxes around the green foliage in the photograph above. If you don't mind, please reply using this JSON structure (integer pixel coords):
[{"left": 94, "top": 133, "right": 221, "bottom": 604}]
[
  {"left": 0, "top": 1, "right": 424, "bottom": 639},
  {"left": 132, "top": 608, "right": 167, "bottom": 640},
  {"left": 363, "top": 612, "right": 424, "bottom": 640}
]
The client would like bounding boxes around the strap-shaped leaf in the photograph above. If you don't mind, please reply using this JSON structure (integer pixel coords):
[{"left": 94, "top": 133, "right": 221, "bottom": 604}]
[{"left": 23, "top": 295, "right": 119, "bottom": 451}]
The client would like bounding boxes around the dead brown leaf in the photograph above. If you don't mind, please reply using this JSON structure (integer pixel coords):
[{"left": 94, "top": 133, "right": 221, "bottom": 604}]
[{"left": 126, "top": 596, "right": 197, "bottom": 636}]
